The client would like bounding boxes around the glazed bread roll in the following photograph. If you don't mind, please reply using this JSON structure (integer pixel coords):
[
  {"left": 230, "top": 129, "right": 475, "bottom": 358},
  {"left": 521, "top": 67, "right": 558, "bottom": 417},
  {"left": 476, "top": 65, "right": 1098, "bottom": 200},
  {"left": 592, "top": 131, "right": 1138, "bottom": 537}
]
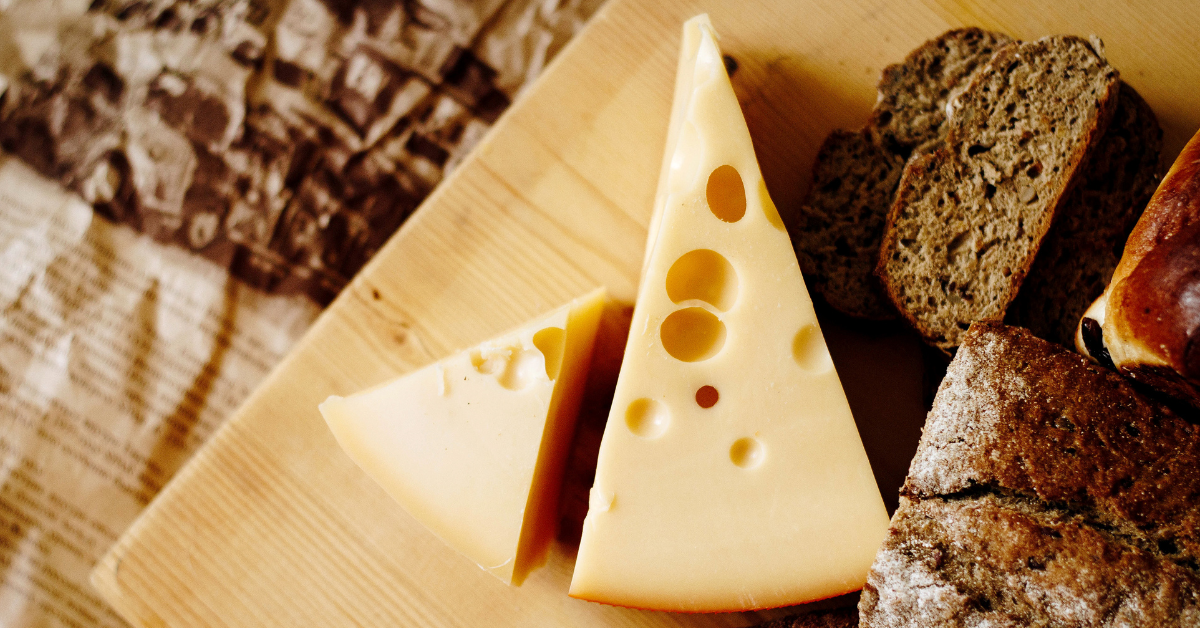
[{"left": 1077, "top": 128, "right": 1200, "bottom": 406}]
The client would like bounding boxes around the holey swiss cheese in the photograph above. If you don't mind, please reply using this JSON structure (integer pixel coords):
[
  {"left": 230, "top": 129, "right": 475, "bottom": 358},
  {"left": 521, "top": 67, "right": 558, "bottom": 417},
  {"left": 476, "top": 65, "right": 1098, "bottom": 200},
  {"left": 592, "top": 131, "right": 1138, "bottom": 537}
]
[
  {"left": 568, "top": 16, "right": 888, "bottom": 612},
  {"left": 320, "top": 289, "right": 604, "bottom": 586}
]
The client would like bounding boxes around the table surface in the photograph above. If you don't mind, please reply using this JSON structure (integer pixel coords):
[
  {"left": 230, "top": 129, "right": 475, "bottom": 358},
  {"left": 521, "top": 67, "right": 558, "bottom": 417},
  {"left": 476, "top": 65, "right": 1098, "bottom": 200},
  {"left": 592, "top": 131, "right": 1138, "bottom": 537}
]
[{"left": 91, "top": 0, "right": 1200, "bottom": 626}]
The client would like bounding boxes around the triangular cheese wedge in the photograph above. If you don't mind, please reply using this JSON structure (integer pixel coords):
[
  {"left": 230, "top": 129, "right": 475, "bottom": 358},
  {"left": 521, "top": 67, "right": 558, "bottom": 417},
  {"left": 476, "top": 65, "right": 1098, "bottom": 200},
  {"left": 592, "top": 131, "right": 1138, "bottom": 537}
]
[
  {"left": 320, "top": 288, "right": 605, "bottom": 585},
  {"left": 568, "top": 16, "right": 888, "bottom": 611}
]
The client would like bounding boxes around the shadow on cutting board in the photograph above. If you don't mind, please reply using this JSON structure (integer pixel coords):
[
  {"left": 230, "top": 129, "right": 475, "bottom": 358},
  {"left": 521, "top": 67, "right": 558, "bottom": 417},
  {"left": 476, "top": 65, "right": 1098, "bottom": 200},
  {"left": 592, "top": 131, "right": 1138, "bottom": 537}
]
[{"left": 815, "top": 301, "right": 939, "bottom": 516}]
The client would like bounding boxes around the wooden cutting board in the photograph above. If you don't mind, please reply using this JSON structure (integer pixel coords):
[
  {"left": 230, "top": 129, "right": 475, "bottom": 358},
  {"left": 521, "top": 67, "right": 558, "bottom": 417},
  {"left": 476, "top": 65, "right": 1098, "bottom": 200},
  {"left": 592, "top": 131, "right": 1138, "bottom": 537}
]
[{"left": 91, "top": 0, "right": 1200, "bottom": 626}]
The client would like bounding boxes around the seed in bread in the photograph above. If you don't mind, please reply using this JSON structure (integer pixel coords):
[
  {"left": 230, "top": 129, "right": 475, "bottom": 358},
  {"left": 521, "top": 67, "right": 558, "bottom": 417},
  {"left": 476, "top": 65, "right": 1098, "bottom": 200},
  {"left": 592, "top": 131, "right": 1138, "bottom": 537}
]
[
  {"left": 860, "top": 322, "right": 1200, "bottom": 626},
  {"left": 877, "top": 36, "right": 1120, "bottom": 352},
  {"left": 1008, "top": 82, "right": 1163, "bottom": 347}
]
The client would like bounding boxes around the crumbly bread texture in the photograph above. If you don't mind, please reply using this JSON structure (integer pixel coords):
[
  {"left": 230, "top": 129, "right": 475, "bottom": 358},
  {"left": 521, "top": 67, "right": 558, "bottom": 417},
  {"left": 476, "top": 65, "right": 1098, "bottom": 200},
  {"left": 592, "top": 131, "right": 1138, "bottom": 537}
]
[
  {"left": 1008, "top": 82, "right": 1163, "bottom": 347},
  {"left": 859, "top": 322, "right": 1200, "bottom": 627},
  {"left": 867, "top": 494, "right": 1200, "bottom": 627},
  {"left": 877, "top": 36, "right": 1119, "bottom": 352},
  {"left": 792, "top": 130, "right": 905, "bottom": 320},
  {"left": 793, "top": 29, "right": 1010, "bottom": 320},
  {"left": 871, "top": 28, "right": 1015, "bottom": 154},
  {"left": 751, "top": 608, "right": 858, "bottom": 628}
]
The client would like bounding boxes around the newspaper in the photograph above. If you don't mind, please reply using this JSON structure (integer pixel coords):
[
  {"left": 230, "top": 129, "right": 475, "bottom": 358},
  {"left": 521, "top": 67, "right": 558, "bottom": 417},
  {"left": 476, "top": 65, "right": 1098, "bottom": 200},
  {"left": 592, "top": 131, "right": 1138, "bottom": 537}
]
[{"left": 0, "top": 0, "right": 602, "bottom": 625}]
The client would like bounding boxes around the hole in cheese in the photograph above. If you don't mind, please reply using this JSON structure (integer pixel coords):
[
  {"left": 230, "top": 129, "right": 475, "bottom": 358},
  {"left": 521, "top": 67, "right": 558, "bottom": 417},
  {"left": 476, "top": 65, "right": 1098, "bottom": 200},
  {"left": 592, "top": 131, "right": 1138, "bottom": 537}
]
[
  {"left": 665, "top": 249, "right": 739, "bottom": 311},
  {"left": 470, "top": 348, "right": 507, "bottom": 375},
  {"left": 625, "top": 398, "right": 669, "bottom": 438},
  {"left": 695, "top": 385, "right": 719, "bottom": 409},
  {"left": 660, "top": 307, "right": 726, "bottom": 362},
  {"left": 706, "top": 165, "right": 746, "bottom": 223},
  {"left": 499, "top": 349, "right": 547, "bottom": 391},
  {"left": 532, "top": 327, "right": 566, "bottom": 380},
  {"left": 792, "top": 324, "right": 833, "bottom": 374},
  {"left": 471, "top": 345, "right": 548, "bottom": 391},
  {"left": 729, "top": 437, "right": 765, "bottom": 469}
]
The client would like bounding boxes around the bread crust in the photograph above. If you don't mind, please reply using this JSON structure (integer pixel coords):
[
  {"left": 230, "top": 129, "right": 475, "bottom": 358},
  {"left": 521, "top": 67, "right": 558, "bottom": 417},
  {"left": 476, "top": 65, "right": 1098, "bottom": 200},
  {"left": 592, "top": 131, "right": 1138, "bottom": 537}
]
[
  {"left": 1111, "top": 129, "right": 1200, "bottom": 282},
  {"left": 1006, "top": 82, "right": 1163, "bottom": 347},
  {"left": 1113, "top": 132, "right": 1200, "bottom": 375},
  {"left": 793, "top": 129, "right": 905, "bottom": 320},
  {"left": 861, "top": 322, "right": 1200, "bottom": 626},
  {"left": 876, "top": 36, "right": 1120, "bottom": 353},
  {"left": 794, "top": 29, "right": 1012, "bottom": 321},
  {"left": 1077, "top": 129, "right": 1200, "bottom": 408},
  {"left": 871, "top": 28, "right": 1015, "bottom": 153}
]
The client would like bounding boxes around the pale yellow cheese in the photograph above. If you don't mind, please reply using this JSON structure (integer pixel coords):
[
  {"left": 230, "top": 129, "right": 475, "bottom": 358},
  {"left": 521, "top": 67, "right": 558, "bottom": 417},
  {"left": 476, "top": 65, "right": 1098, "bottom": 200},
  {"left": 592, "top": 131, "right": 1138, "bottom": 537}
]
[
  {"left": 568, "top": 16, "right": 889, "bottom": 612},
  {"left": 320, "top": 288, "right": 605, "bottom": 585}
]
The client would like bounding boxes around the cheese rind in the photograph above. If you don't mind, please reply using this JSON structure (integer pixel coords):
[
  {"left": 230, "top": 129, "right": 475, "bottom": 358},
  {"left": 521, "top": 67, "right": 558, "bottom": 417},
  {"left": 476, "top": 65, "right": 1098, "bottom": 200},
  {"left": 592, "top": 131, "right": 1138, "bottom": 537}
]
[
  {"left": 320, "top": 288, "right": 605, "bottom": 585},
  {"left": 568, "top": 16, "right": 889, "bottom": 612}
]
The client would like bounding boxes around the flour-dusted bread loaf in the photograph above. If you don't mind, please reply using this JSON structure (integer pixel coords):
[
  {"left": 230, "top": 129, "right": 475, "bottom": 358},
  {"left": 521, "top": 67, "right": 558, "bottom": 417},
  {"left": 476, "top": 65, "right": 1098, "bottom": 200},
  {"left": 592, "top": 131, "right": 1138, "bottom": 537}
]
[
  {"left": 878, "top": 36, "right": 1120, "bottom": 352},
  {"left": 1078, "top": 128, "right": 1200, "bottom": 408},
  {"left": 871, "top": 28, "right": 1015, "bottom": 154},
  {"left": 859, "top": 322, "right": 1200, "bottom": 626},
  {"left": 1008, "top": 82, "right": 1163, "bottom": 347},
  {"left": 792, "top": 29, "right": 1011, "bottom": 320},
  {"left": 793, "top": 130, "right": 905, "bottom": 320}
]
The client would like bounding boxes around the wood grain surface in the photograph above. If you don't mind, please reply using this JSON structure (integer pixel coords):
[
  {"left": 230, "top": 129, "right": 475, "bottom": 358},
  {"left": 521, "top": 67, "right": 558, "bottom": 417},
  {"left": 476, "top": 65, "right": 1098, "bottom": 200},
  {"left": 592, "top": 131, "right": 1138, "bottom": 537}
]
[{"left": 91, "top": 0, "right": 1200, "bottom": 626}]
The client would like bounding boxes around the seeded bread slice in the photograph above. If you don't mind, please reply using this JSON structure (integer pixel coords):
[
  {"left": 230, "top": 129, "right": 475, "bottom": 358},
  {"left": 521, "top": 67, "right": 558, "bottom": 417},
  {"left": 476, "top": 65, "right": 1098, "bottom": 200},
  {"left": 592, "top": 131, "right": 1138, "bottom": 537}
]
[
  {"left": 871, "top": 28, "right": 1015, "bottom": 154},
  {"left": 877, "top": 36, "right": 1120, "bottom": 352},
  {"left": 859, "top": 322, "right": 1200, "bottom": 626},
  {"left": 793, "top": 130, "right": 905, "bottom": 320},
  {"left": 793, "top": 29, "right": 1011, "bottom": 320},
  {"left": 1007, "top": 82, "right": 1163, "bottom": 347}
]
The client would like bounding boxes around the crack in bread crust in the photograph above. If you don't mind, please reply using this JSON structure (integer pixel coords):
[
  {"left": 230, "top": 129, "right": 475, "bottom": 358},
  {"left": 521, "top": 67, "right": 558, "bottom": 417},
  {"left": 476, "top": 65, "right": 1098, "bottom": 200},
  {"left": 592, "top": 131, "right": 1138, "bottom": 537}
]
[
  {"left": 862, "top": 494, "right": 1200, "bottom": 628},
  {"left": 860, "top": 323, "right": 1200, "bottom": 627}
]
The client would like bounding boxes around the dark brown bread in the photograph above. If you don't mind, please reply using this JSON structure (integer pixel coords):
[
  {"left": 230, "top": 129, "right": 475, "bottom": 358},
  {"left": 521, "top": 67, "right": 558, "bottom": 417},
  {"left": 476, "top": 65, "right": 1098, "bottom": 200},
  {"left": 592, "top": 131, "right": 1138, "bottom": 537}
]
[
  {"left": 866, "top": 494, "right": 1200, "bottom": 626},
  {"left": 1008, "top": 82, "right": 1163, "bottom": 347},
  {"left": 793, "top": 130, "right": 905, "bottom": 320},
  {"left": 793, "top": 29, "right": 1010, "bottom": 320},
  {"left": 871, "top": 28, "right": 1015, "bottom": 154},
  {"left": 860, "top": 322, "right": 1200, "bottom": 626},
  {"left": 877, "top": 36, "right": 1120, "bottom": 352}
]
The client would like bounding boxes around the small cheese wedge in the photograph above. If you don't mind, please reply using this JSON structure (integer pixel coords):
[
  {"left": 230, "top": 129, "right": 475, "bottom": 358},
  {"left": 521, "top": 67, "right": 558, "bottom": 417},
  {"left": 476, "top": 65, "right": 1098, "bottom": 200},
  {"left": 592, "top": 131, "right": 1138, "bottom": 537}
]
[
  {"left": 320, "top": 288, "right": 605, "bottom": 585},
  {"left": 568, "top": 16, "right": 889, "bottom": 612}
]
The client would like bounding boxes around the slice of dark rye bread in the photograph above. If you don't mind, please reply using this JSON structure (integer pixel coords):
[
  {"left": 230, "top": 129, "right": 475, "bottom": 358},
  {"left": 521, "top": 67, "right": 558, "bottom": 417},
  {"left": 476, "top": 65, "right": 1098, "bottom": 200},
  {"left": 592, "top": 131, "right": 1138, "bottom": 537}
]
[
  {"left": 797, "top": 77, "right": 1161, "bottom": 336},
  {"left": 1007, "top": 82, "right": 1163, "bottom": 346},
  {"left": 870, "top": 28, "right": 1016, "bottom": 154},
  {"left": 794, "top": 30, "right": 1161, "bottom": 329},
  {"left": 859, "top": 323, "right": 1200, "bottom": 626},
  {"left": 792, "top": 130, "right": 905, "bottom": 320},
  {"left": 877, "top": 36, "right": 1120, "bottom": 353},
  {"left": 793, "top": 29, "right": 1011, "bottom": 320}
]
